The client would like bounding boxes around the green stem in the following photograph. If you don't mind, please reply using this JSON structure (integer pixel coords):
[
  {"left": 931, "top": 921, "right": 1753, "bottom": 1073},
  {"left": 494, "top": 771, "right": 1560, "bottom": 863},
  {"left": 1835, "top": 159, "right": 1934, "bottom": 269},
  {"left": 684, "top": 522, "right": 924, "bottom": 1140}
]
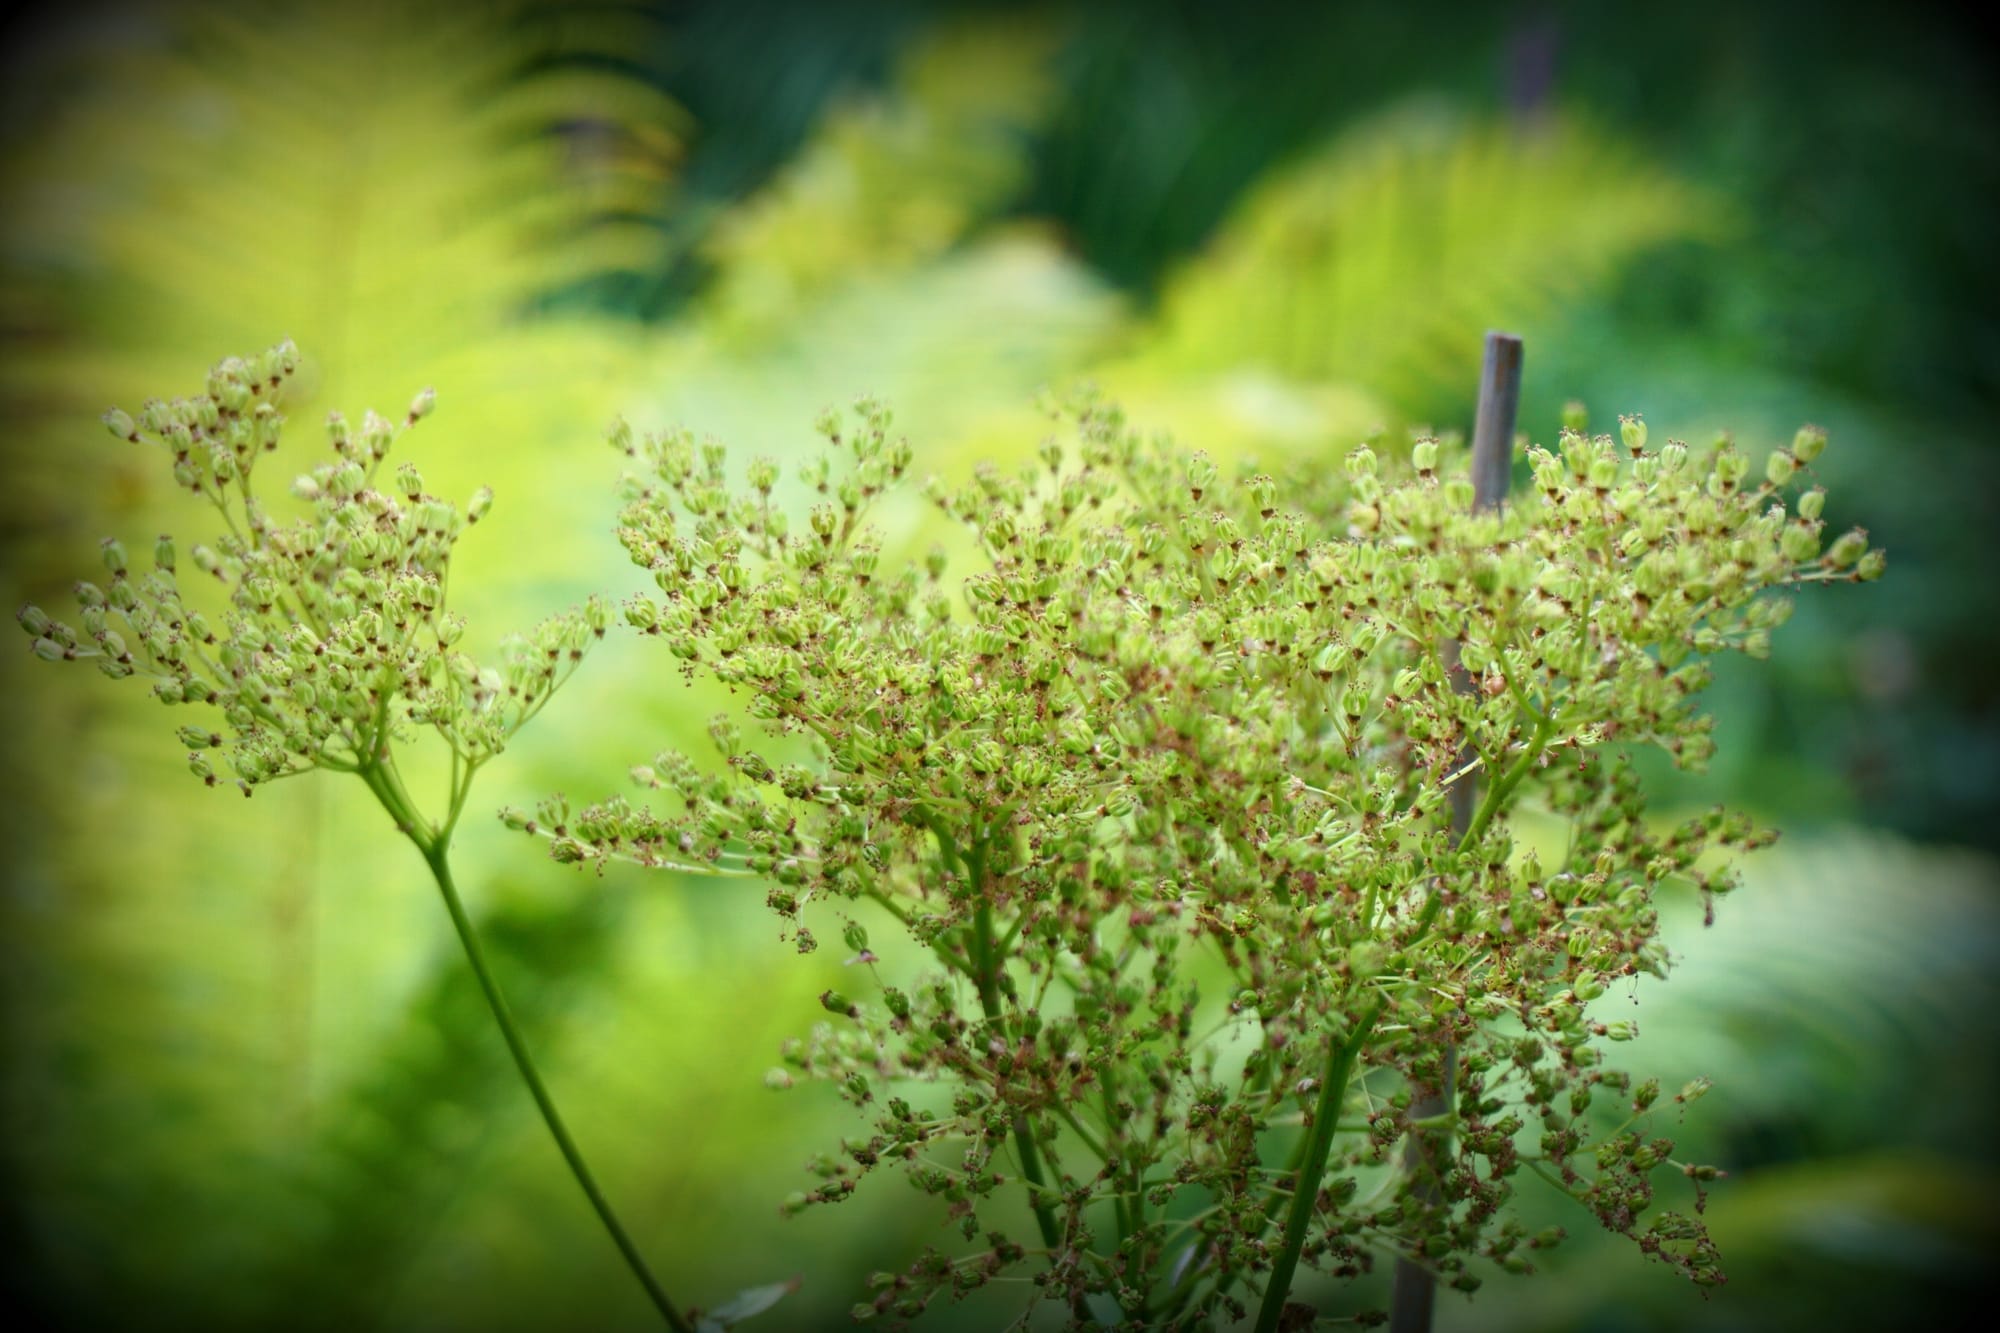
[
  {"left": 1408, "top": 714, "right": 1556, "bottom": 942},
  {"left": 972, "top": 900, "right": 1065, "bottom": 1256},
  {"left": 419, "top": 840, "right": 695, "bottom": 1333},
  {"left": 1252, "top": 1000, "right": 1384, "bottom": 1333},
  {"left": 359, "top": 759, "right": 687, "bottom": 1332}
]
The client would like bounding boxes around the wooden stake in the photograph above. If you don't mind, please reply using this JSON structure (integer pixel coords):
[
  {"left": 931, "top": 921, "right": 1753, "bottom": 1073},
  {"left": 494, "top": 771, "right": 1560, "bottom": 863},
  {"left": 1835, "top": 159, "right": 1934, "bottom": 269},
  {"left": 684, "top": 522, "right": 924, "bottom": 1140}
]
[{"left": 1389, "top": 331, "right": 1521, "bottom": 1333}]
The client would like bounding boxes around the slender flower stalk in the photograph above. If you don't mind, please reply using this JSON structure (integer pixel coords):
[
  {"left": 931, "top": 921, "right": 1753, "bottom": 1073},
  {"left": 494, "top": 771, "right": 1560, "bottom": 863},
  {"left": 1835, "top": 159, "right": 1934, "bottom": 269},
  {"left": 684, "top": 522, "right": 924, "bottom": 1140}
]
[{"left": 20, "top": 346, "right": 691, "bottom": 1333}]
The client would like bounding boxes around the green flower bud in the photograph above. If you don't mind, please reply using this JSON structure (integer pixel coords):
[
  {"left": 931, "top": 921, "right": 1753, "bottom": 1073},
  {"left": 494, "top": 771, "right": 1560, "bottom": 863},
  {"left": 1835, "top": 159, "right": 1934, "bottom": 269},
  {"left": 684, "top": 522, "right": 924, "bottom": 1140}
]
[
  {"left": 177, "top": 725, "right": 221, "bottom": 749},
  {"left": 104, "top": 408, "right": 138, "bottom": 441},
  {"left": 101, "top": 539, "right": 128, "bottom": 577},
  {"left": 17, "top": 604, "right": 52, "bottom": 637},
  {"left": 467, "top": 486, "right": 493, "bottom": 524},
  {"left": 1742, "top": 629, "right": 1771, "bottom": 659},
  {"left": 1561, "top": 401, "right": 1588, "bottom": 434},
  {"left": 396, "top": 462, "right": 424, "bottom": 500},
  {"left": 407, "top": 386, "right": 436, "bottom": 423},
  {"left": 1780, "top": 523, "right": 1820, "bottom": 564},
  {"left": 1619, "top": 415, "right": 1647, "bottom": 453},
  {"left": 1791, "top": 425, "right": 1827, "bottom": 463},
  {"left": 31, "top": 636, "right": 66, "bottom": 662},
  {"left": 1603, "top": 1021, "right": 1636, "bottom": 1042},
  {"left": 1857, "top": 549, "right": 1887, "bottom": 581},
  {"left": 1825, "top": 528, "right": 1869, "bottom": 569},
  {"left": 819, "top": 989, "right": 859, "bottom": 1018},
  {"left": 1765, "top": 451, "right": 1796, "bottom": 486},
  {"left": 1797, "top": 488, "right": 1826, "bottom": 521},
  {"left": 842, "top": 921, "right": 870, "bottom": 954},
  {"left": 1185, "top": 452, "right": 1217, "bottom": 499},
  {"left": 1345, "top": 444, "right": 1378, "bottom": 479},
  {"left": 1411, "top": 438, "right": 1440, "bottom": 474}
]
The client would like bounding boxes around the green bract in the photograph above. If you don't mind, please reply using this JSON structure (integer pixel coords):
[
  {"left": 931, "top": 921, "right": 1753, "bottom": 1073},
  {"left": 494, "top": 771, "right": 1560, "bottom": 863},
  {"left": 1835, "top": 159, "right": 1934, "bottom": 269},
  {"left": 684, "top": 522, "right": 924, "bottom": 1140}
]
[{"left": 542, "top": 394, "right": 1881, "bottom": 1329}]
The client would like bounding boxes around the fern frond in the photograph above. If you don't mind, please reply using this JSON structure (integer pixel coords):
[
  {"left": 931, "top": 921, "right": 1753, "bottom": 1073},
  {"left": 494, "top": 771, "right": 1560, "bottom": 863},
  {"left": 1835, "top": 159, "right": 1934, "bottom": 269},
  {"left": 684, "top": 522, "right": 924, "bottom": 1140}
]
[
  {"left": 694, "top": 14, "right": 1062, "bottom": 344},
  {"left": 1134, "top": 101, "right": 1722, "bottom": 414}
]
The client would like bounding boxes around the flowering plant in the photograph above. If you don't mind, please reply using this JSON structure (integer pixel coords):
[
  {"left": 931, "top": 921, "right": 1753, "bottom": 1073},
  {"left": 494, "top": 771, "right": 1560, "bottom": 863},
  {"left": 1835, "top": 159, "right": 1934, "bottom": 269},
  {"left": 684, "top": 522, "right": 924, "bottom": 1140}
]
[
  {"left": 17, "top": 346, "right": 701, "bottom": 1332},
  {"left": 535, "top": 394, "right": 1882, "bottom": 1330}
]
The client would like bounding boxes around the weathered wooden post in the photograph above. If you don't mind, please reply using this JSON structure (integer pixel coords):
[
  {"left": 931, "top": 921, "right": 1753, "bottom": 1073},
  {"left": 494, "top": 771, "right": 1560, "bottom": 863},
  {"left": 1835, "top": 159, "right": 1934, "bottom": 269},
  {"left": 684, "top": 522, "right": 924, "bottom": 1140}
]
[{"left": 1389, "top": 331, "right": 1522, "bottom": 1333}]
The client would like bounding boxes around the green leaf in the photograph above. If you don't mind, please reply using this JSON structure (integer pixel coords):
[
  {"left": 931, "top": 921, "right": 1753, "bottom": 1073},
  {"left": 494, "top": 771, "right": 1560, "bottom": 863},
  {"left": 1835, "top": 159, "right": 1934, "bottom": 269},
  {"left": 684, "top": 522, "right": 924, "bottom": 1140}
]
[{"left": 696, "top": 1277, "right": 801, "bottom": 1330}]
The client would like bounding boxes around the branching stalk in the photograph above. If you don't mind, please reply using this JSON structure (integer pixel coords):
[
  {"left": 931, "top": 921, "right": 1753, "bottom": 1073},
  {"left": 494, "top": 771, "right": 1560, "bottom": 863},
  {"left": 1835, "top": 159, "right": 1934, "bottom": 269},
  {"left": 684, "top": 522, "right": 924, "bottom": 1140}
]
[{"left": 1253, "top": 1000, "right": 1384, "bottom": 1333}]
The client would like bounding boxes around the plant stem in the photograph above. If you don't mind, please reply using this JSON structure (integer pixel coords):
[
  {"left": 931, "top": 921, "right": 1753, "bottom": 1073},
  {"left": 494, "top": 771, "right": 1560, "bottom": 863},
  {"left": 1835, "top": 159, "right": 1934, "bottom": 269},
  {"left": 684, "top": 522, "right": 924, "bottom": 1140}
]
[
  {"left": 1252, "top": 1000, "right": 1384, "bottom": 1333},
  {"left": 971, "top": 900, "right": 1065, "bottom": 1256},
  {"left": 415, "top": 832, "right": 693, "bottom": 1332}
]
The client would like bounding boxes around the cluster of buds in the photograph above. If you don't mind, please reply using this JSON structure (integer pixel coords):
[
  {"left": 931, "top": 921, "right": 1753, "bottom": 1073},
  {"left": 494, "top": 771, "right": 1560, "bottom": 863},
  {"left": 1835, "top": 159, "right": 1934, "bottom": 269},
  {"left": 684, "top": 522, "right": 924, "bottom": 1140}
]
[
  {"left": 535, "top": 389, "right": 1878, "bottom": 1327},
  {"left": 20, "top": 344, "right": 604, "bottom": 813}
]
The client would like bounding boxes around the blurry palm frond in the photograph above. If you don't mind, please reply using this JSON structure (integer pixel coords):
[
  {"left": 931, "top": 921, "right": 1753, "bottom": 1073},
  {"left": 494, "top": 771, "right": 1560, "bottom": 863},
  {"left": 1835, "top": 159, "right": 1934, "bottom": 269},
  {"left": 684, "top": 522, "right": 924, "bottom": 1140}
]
[
  {"left": 694, "top": 14, "right": 1062, "bottom": 345},
  {"left": 1100, "top": 102, "right": 1721, "bottom": 452}
]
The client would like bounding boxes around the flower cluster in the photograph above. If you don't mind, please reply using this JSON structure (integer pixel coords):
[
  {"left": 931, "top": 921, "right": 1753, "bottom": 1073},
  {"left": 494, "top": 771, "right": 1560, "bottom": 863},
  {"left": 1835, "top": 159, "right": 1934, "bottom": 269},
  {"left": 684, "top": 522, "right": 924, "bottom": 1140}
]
[
  {"left": 528, "top": 396, "right": 1878, "bottom": 1329},
  {"left": 19, "top": 344, "right": 604, "bottom": 834}
]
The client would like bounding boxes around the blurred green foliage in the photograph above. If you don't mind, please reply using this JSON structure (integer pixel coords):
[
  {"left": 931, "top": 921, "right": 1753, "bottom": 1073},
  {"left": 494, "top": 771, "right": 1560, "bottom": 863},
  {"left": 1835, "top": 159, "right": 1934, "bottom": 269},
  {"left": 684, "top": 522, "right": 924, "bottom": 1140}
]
[{"left": 2, "top": 0, "right": 1994, "bottom": 1329}]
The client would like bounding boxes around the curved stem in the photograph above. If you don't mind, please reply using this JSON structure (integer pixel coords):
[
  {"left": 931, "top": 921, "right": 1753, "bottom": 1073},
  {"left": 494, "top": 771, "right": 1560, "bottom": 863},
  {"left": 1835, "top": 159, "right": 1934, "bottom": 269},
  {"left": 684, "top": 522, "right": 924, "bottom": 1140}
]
[
  {"left": 419, "top": 840, "right": 694, "bottom": 1333},
  {"left": 1252, "top": 1000, "right": 1384, "bottom": 1333}
]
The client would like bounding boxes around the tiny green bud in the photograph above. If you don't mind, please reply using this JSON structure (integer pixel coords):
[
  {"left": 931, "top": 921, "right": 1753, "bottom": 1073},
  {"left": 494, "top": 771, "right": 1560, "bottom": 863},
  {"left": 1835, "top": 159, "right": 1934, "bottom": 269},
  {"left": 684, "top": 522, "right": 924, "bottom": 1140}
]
[
  {"left": 1561, "top": 400, "right": 1588, "bottom": 434},
  {"left": 104, "top": 408, "right": 137, "bottom": 441},
  {"left": 819, "top": 989, "right": 859, "bottom": 1018},
  {"left": 1619, "top": 414, "right": 1647, "bottom": 453},
  {"left": 1780, "top": 523, "right": 1820, "bottom": 564},
  {"left": 153, "top": 534, "right": 176, "bottom": 572},
  {"left": 606, "top": 416, "right": 634, "bottom": 454},
  {"left": 407, "top": 386, "right": 436, "bottom": 423},
  {"left": 1603, "top": 1021, "right": 1636, "bottom": 1042},
  {"left": 1185, "top": 452, "right": 1217, "bottom": 499},
  {"left": 1797, "top": 488, "right": 1825, "bottom": 521},
  {"left": 842, "top": 921, "right": 870, "bottom": 954},
  {"left": 31, "top": 636, "right": 66, "bottom": 662},
  {"left": 1791, "top": 425, "right": 1827, "bottom": 464},
  {"left": 1765, "top": 451, "right": 1795, "bottom": 486},
  {"left": 1411, "top": 438, "right": 1440, "bottom": 474},
  {"left": 1345, "top": 444, "right": 1378, "bottom": 479},
  {"left": 1825, "top": 528, "right": 1869, "bottom": 569},
  {"left": 177, "top": 725, "right": 220, "bottom": 749},
  {"left": 101, "top": 539, "right": 128, "bottom": 577},
  {"left": 467, "top": 486, "right": 493, "bottom": 523},
  {"left": 17, "top": 604, "right": 51, "bottom": 637},
  {"left": 1857, "top": 549, "right": 1887, "bottom": 581},
  {"left": 1742, "top": 629, "right": 1771, "bottom": 660}
]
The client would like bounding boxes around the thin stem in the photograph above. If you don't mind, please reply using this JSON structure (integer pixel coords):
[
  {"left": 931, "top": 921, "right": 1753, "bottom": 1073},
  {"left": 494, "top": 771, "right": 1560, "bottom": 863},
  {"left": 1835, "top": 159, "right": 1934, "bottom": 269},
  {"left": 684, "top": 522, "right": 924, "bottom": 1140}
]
[
  {"left": 1252, "top": 1000, "right": 1384, "bottom": 1333},
  {"left": 972, "top": 899, "right": 1064, "bottom": 1256},
  {"left": 418, "top": 839, "right": 695, "bottom": 1333}
]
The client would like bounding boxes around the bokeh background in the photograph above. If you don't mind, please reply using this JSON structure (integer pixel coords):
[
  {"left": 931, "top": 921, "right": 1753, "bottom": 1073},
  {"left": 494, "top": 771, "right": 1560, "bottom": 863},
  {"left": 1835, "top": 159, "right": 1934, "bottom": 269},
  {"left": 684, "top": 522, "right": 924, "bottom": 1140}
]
[{"left": 2, "top": 1, "right": 1995, "bottom": 1329}]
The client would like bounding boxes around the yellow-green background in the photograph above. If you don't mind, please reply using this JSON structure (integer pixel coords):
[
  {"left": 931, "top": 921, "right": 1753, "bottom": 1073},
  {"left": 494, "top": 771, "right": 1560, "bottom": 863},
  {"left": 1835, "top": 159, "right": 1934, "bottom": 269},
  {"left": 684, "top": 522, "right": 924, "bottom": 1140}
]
[{"left": 2, "top": 2, "right": 1995, "bottom": 1329}]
